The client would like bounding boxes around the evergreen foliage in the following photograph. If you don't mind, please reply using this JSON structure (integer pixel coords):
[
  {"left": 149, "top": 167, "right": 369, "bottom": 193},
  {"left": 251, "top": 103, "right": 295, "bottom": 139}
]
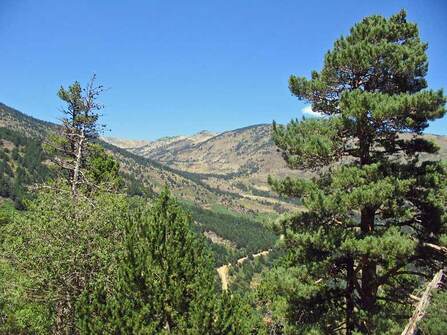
[
  {"left": 45, "top": 76, "right": 106, "bottom": 197},
  {"left": 1, "top": 11, "right": 447, "bottom": 334},
  {"left": 419, "top": 289, "right": 447, "bottom": 335},
  {"left": 269, "top": 10, "right": 447, "bottom": 334},
  {"left": 0, "top": 127, "right": 51, "bottom": 208},
  {"left": 229, "top": 248, "right": 283, "bottom": 293},
  {"left": 85, "top": 143, "right": 123, "bottom": 192},
  {"left": 0, "top": 186, "right": 130, "bottom": 334},
  {"left": 185, "top": 202, "right": 277, "bottom": 255},
  {"left": 212, "top": 292, "right": 265, "bottom": 335},
  {"left": 77, "top": 190, "right": 257, "bottom": 334}
]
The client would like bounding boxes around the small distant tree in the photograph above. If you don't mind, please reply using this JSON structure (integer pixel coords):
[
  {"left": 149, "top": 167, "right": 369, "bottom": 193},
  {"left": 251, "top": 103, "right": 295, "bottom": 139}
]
[
  {"left": 269, "top": 10, "right": 446, "bottom": 334},
  {"left": 46, "top": 75, "right": 105, "bottom": 197}
]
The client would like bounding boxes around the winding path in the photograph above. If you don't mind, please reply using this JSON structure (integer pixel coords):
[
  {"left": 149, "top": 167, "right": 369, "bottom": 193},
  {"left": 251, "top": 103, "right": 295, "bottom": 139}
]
[{"left": 216, "top": 249, "right": 270, "bottom": 290}]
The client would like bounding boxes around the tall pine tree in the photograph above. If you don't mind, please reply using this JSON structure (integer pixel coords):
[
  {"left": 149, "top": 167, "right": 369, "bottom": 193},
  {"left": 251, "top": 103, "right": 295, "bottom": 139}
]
[{"left": 269, "top": 10, "right": 446, "bottom": 334}]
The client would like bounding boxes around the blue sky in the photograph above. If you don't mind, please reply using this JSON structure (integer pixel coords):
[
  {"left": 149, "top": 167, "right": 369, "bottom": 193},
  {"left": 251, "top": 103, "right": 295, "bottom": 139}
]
[{"left": 1, "top": 1, "right": 446, "bottom": 140}]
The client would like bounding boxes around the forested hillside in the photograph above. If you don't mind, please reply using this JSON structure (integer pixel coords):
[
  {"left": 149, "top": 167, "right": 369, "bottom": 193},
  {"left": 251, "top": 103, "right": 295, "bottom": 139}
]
[
  {"left": 0, "top": 127, "right": 50, "bottom": 208},
  {"left": 0, "top": 102, "right": 280, "bottom": 270}
]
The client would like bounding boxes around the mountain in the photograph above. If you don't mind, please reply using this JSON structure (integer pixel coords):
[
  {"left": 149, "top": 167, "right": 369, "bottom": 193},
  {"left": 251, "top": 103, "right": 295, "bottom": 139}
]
[
  {"left": 0, "top": 103, "right": 232, "bottom": 210},
  {"left": 0, "top": 103, "right": 284, "bottom": 266},
  {"left": 103, "top": 125, "right": 309, "bottom": 214},
  {"left": 107, "top": 125, "right": 280, "bottom": 175},
  {"left": 123, "top": 130, "right": 218, "bottom": 155},
  {"left": 3, "top": 101, "right": 447, "bottom": 266},
  {"left": 101, "top": 137, "right": 151, "bottom": 149},
  {"left": 105, "top": 125, "right": 447, "bottom": 210},
  {"left": 103, "top": 130, "right": 217, "bottom": 155},
  {"left": 0, "top": 103, "right": 57, "bottom": 137}
]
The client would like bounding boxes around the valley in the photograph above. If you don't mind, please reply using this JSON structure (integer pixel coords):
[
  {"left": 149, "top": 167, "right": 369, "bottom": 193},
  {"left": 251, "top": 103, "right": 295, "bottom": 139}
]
[
  {"left": 0, "top": 103, "right": 289, "bottom": 270},
  {"left": 3, "top": 101, "right": 447, "bottom": 272},
  {"left": 1, "top": 4, "right": 447, "bottom": 333}
]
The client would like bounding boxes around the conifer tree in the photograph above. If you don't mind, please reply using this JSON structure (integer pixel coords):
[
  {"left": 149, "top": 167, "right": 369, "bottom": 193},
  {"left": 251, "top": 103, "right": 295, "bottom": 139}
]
[
  {"left": 46, "top": 75, "right": 105, "bottom": 197},
  {"left": 78, "top": 190, "right": 252, "bottom": 334},
  {"left": 269, "top": 10, "right": 446, "bottom": 334},
  {"left": 85, "top": 143, "right": 123, "bottom": 192},
  {"left": 212, "top": 292, "right": 262, "bottom": 335}
]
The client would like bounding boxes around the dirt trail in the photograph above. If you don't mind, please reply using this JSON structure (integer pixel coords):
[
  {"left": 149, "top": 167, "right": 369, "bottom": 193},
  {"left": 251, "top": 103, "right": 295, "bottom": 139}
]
[
  {"left": 217, "top": 265, "right": 230, "bottom": 290},
  {"left": 216, "top": 249, "right": 270, "bottom": 291}
]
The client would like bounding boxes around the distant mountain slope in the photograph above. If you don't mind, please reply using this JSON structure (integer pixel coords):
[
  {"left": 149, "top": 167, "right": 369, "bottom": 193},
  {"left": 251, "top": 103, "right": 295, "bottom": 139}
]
[
  {"left": 414, "top": 133, "right": 447, "bottom": 161},
  {"left": 0, "top": 102, "right": 283, "bottom": 265},
  {"left": 3, "top": 101, "right": 446, "bottom": 266},
  {"left": 0, "top": 103, "right": 56, "bottom": 138},
  {"left": 0, "top": 103, "right": 222, "bottom": 208},
  {"left": 104, "top": 124, "right": 309, "bottom": 211},
  {"left": 101, "top": 137, "right": 151, "bottom": 149},
  {"left": 0, "top": 127, "right": 51, "bottom": 208},
  {"left": 125, "top": 124, "right": 278, "bottom": 174},
  {"left": 0, "top": 102, "right": 298, "bottom": 216},
  {"left": 104, "top": 123, "right": 447, "bottom": 218},
  {"left": 107, "top": 130, "right": 218, "bottom": 159}
]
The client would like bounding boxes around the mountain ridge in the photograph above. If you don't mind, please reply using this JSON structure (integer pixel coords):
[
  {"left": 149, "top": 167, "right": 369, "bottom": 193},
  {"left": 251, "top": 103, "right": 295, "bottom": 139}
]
[
  {"left": 0, "top": 102, "right": 282, "bottom": 268},
  {"left": 3, "top": 101, "right": 447, "bottom": 217},
  {"left": 102, "top": 120, "right": 447, "bottom": 217},
  {"left": 2, "top": 101, "right": 447, "bottom": 268},
  {"left": 0, "top": 102, "right": 298, "bottom": 216}
]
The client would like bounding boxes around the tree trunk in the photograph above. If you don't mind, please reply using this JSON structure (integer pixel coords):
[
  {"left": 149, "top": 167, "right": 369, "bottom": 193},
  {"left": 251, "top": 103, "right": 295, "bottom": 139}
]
[
  {"left": 360, "top": 206, "right": 377, "bottom": 333},
  {"left": 54, "top": 293, "right": 75, "bottom": 335},
  {"left": 357, "top": 123, "right": 377, "bottom": 333},
  {"left": 345, "top": 256, "right": 355, "bottom": 335},
  {"left": 72, "top": 128, "right": 85, "bottom": 197}
]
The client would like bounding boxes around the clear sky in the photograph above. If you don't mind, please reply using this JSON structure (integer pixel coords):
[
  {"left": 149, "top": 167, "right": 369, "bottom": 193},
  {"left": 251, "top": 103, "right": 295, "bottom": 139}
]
[{"left": 1, "top": 0, "right": 446, "bottom": 140}]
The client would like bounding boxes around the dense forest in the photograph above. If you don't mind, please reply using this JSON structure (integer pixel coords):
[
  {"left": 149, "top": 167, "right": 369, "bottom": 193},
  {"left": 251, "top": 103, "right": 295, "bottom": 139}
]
[
  {"left": 0, "top": 127, "right": 50, "bottom": 208},
  {"left": 0, "top": 10, "right": 446, "bottom": 335}
]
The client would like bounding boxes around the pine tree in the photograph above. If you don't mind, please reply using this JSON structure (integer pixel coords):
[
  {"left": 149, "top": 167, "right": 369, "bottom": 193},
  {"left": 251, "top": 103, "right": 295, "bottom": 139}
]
[
  {"left": 212, "top": 292, "right": 264, "bottom": 335},
  {"left": 45, "top": 75, "right": 105, "bottom": 197},
  {"left": 78, "top": 190, "right": 226, "bottom": 334},
  {"left": 85, "top": 143, "right": 123, "bottom": 192},
  {"left": 269, "top": 10, "right": 446, "bottom": 334}
]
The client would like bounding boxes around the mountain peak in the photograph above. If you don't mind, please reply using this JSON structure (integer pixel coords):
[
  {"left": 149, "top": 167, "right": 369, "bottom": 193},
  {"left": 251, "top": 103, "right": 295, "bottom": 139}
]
[{"left": 101, "top": 136, "right": 151, "bottom": 149}]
